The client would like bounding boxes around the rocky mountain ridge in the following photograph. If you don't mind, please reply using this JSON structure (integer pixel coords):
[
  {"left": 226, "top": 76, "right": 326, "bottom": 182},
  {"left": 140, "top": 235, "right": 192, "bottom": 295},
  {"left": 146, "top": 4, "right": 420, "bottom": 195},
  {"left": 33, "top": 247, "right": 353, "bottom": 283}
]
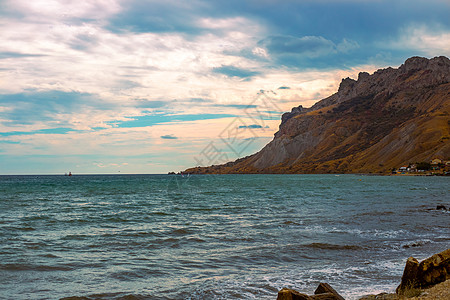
[{"left": 185, "top": 56, "right": 450, "bottom": 174}]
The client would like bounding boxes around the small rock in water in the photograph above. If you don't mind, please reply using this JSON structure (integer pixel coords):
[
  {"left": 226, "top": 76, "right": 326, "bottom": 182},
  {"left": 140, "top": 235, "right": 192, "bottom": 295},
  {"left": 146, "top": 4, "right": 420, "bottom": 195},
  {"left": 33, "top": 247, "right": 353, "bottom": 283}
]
[{"left": 436, "top": 205, "right": 447, "bottom": 210}]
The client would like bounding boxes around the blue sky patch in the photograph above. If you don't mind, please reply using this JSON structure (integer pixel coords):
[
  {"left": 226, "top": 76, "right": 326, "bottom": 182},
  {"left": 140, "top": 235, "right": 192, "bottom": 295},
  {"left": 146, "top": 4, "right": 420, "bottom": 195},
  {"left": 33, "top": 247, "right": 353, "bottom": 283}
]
[
  {"left": 109, "top": 113, "right": 237, "bottom": 128},
  {"left": 0, "top": 128, "right": 78, "bottom": 137},
  {"left": 212, "top": 65, "right": 260, "bottom": 79}
]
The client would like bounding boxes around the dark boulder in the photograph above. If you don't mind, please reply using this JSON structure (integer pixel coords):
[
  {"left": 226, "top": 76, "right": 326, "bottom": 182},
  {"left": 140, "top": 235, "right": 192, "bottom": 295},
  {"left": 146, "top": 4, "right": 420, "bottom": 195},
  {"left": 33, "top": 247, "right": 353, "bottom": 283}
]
[
  {"left": 314, "top": 283, "right": 345, "bottom": 300},
  {"left": 277, "top": 283, "right": 344, "bottom": 300},
  {"left": 397, "top": 248, "right": 450, "bottom": 294},
  {"left": 277, "top": 288, "right": 311, "bottom": 300},
  {"left": 310, "top": 293, "right": 341, "bottom": 299}
]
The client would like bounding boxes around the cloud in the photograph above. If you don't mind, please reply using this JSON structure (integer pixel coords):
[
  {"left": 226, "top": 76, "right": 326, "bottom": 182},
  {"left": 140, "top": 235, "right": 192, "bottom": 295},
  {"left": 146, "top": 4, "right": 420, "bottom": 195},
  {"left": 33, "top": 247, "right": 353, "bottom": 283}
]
[
  {"left": 256, "top": 35, "right": 364, "bottom": 69},
  {"left": 0, "top": 0, "right": 121, "bottom": 22},
  {"left": 106, "top": 0, "right": 201, "bottom": 34},
  {"left": 389, "top": 25, "right": 450, "bottom": 57},
  {"left": 336, "top": 39, "right": 360, "bottom": 53},
  {"left": 134, "top": 100, "right": 169, "bottom": 109},
  {"left": 278, "top": 86, "right": 290, "bottom": 90},
  {"left": 238, "top": 124, "right": 270, "bottom": 129},
  {"left": 212, "top": 65, "right": 261, "bottom": 79},
  {"left": 106, "top": 0, "right": 263, "bottom": 38},
  {"left": 215, "top": 104, "right": 258, "bottom": 109},
  {"left": 161, "top": 134, "right": 178, "bottom": 139},
  {"left": 259, "top": 35, "right": 336, "bottom": 57}
]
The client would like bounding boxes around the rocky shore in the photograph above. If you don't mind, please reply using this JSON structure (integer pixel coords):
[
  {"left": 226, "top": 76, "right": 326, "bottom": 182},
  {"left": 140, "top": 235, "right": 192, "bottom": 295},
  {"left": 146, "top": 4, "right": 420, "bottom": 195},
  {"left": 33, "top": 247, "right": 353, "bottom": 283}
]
[
  {"left": 359, "top": 279, "right": 450, "bottom": 300},
  {"left": 277, "top": 248, "right": 450, "bottom": 300}
]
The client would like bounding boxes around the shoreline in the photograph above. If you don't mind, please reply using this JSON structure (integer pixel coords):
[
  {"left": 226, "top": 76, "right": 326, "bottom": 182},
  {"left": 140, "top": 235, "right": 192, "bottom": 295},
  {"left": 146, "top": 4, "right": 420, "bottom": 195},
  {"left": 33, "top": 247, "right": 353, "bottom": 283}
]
[{"left": 359, "top": 279, "right": 450, "bottom": 299}]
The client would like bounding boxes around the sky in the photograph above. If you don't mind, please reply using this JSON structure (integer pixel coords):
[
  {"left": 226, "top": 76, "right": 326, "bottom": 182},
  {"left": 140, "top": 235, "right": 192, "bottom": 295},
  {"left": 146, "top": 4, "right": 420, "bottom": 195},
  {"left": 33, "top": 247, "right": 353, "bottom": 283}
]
[{"left": 1, "top": 0, "right": 449, "bottom": 174}]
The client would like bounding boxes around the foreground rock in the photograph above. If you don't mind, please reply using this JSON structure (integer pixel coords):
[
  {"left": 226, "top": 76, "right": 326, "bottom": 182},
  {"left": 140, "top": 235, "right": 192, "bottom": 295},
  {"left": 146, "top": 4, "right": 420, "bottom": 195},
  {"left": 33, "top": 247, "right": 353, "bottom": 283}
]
[
  {"left": 277, "top": 283, "right": 344, "bottom": 300},
  {"left": 396, "top": 248, "right": 450, "bottom": 294}
]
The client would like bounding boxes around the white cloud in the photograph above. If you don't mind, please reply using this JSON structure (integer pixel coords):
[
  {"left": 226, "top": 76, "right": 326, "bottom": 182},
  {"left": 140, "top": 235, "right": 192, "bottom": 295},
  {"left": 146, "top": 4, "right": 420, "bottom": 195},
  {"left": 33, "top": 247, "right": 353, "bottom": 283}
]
[
  {"left": 389, "top": 25, "right": 450, "bottom": 57},
  {"left": 336, "top": 38, "right": 360, "bottom": 53},
  {"left": 6, "top": 0, "right": 121, "bottom": 21}
]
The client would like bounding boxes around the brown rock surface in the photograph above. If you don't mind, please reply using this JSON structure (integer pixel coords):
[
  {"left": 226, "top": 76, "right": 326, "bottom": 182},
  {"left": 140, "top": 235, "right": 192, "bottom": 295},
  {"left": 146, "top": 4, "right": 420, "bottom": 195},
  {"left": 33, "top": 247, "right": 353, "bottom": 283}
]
[
  {"left": 277, "top": 288, "right": 312, "bottom": 300},
  {"left": 310, "top": 293, "right": 342, "bottom": 300},
  {"left": 277, "top": 284, "right": 344, "bottom": 300},
  {"left": 360, "top": 279, "right": 450, "bottom": 299},
  {"left": 314, "top": 283, "right": 345, "bottom": 300},
  {"left": 409, "top": 279, "right": 450, "bottom": 299},
  {"left": 397, "top": 248, "right": 450, "bottom": 294}
]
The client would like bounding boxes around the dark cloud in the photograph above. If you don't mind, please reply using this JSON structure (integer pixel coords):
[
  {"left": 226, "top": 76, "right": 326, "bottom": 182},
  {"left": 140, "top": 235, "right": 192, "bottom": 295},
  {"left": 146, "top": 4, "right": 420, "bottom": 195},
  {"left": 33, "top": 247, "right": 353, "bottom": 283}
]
[
  {"left": 212, "top": 65, "right": 260, "bottom": 79},
  {"left": 259, "top": 35, "right": 336, "bottom": 56},
  {"left": 106, "top": 0, "right": 210, "bottom": 34},
  {"left": 104, "top": 0, "right": 449, "bottom": 70},
  {"left": 238, "top": 124, "right": 267, "bottom": 129},
  {"left": 278, "top": 86, "right": 290, "bottom": 90},
  {"left": 106, "top": 1, "right": 450, "bottom": 39},
  {"left": 257, "top": 35, "right": 365, "bottom": 69},
  {"left": 161, "top": 134, "right": 178, "bottom": 139}
]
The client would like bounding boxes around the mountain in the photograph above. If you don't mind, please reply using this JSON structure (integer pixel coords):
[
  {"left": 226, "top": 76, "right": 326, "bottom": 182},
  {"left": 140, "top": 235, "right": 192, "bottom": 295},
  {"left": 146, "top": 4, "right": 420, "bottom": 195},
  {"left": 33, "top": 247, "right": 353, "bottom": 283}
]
[{"left": 185, "top": 56, "right": 450, "bottom": 174}]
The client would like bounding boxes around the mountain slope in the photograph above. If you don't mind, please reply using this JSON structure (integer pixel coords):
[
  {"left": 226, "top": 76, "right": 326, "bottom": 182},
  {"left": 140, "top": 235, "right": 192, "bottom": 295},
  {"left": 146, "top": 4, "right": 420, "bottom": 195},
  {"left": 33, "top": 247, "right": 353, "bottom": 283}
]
[{"left": 185, "top": 56, "right": 450, "bottom": 174}]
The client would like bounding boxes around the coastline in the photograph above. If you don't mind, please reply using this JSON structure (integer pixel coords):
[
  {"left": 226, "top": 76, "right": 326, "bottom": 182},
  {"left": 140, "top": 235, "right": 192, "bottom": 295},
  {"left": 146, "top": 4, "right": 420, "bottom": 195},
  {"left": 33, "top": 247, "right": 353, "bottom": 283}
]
[{"left": 359, "top": 279, "right": 450, "bottom": 299}]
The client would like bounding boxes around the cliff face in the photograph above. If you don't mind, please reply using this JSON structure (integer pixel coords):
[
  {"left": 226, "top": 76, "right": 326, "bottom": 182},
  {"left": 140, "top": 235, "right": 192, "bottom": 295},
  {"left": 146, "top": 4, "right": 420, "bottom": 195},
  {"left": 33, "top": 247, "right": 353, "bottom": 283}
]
[{"left": 185, "top": 56, "right": 450, "bottom": 174}]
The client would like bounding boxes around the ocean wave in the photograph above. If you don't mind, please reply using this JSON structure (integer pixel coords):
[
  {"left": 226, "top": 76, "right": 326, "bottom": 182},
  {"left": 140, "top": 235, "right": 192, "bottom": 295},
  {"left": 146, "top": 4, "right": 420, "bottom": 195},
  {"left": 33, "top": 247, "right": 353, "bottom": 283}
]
[
  {"left": 24, "top": 241, "right": 50, "bottom": 250},
  {"left": 150, "top": 211, "right": 174, "bottom": 216},
  {"left": 153, "top": 237, "right": 180, "bottom": 248},
  {"left": 60, "top": 293, "right": 150, "bottom": 300},
  {"left": 401, "top": 239, "right": 432, "bottom": 249},
  {"left": 187, "top": 237, "right": 206, "bottom": 243},
  {"left": 109, "top": 269, "right": 153, "bottom": 281},
  {"left": 0, "top": 225, "right": 36, "bottom": 231},
  {"left": 61, "top": 234, "right": 90, "bottom": 241},
  {"left": 39, "top": 253, "right": 60, "bottom": 258},
  {"left": 356, "top": 211, "right": 395, "bottom": 217},
  {"left": 304, "top": 225, "right": 407, "bottom": 239},
  {"left": 303, "top": 243, "right": 363, "bottom": 250},
  {"left": 381, "top": 239, "right": 434, "bottom": 251},
  {"left": 169, "top": 228, "right": 192, "bottom": 235},
  {"left": 0, "top": 263, "right": 73, "bottom": 271},
  {"left": 282, "top": 220, "right": 302, "bottom": 226}
]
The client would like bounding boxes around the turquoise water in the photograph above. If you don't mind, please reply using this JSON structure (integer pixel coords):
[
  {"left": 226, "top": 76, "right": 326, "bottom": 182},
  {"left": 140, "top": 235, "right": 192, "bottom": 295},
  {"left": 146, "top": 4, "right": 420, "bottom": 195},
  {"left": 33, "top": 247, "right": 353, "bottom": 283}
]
[{"left": 0, "top": 174, "right": 448, "bottom": 299}]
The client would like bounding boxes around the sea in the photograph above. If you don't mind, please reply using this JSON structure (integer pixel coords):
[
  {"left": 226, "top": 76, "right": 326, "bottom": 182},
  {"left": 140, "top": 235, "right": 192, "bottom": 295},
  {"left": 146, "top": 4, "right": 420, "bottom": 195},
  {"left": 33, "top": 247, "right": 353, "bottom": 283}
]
[{"left": 0, "top": 174, "right": 448, "bottom": 300}]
